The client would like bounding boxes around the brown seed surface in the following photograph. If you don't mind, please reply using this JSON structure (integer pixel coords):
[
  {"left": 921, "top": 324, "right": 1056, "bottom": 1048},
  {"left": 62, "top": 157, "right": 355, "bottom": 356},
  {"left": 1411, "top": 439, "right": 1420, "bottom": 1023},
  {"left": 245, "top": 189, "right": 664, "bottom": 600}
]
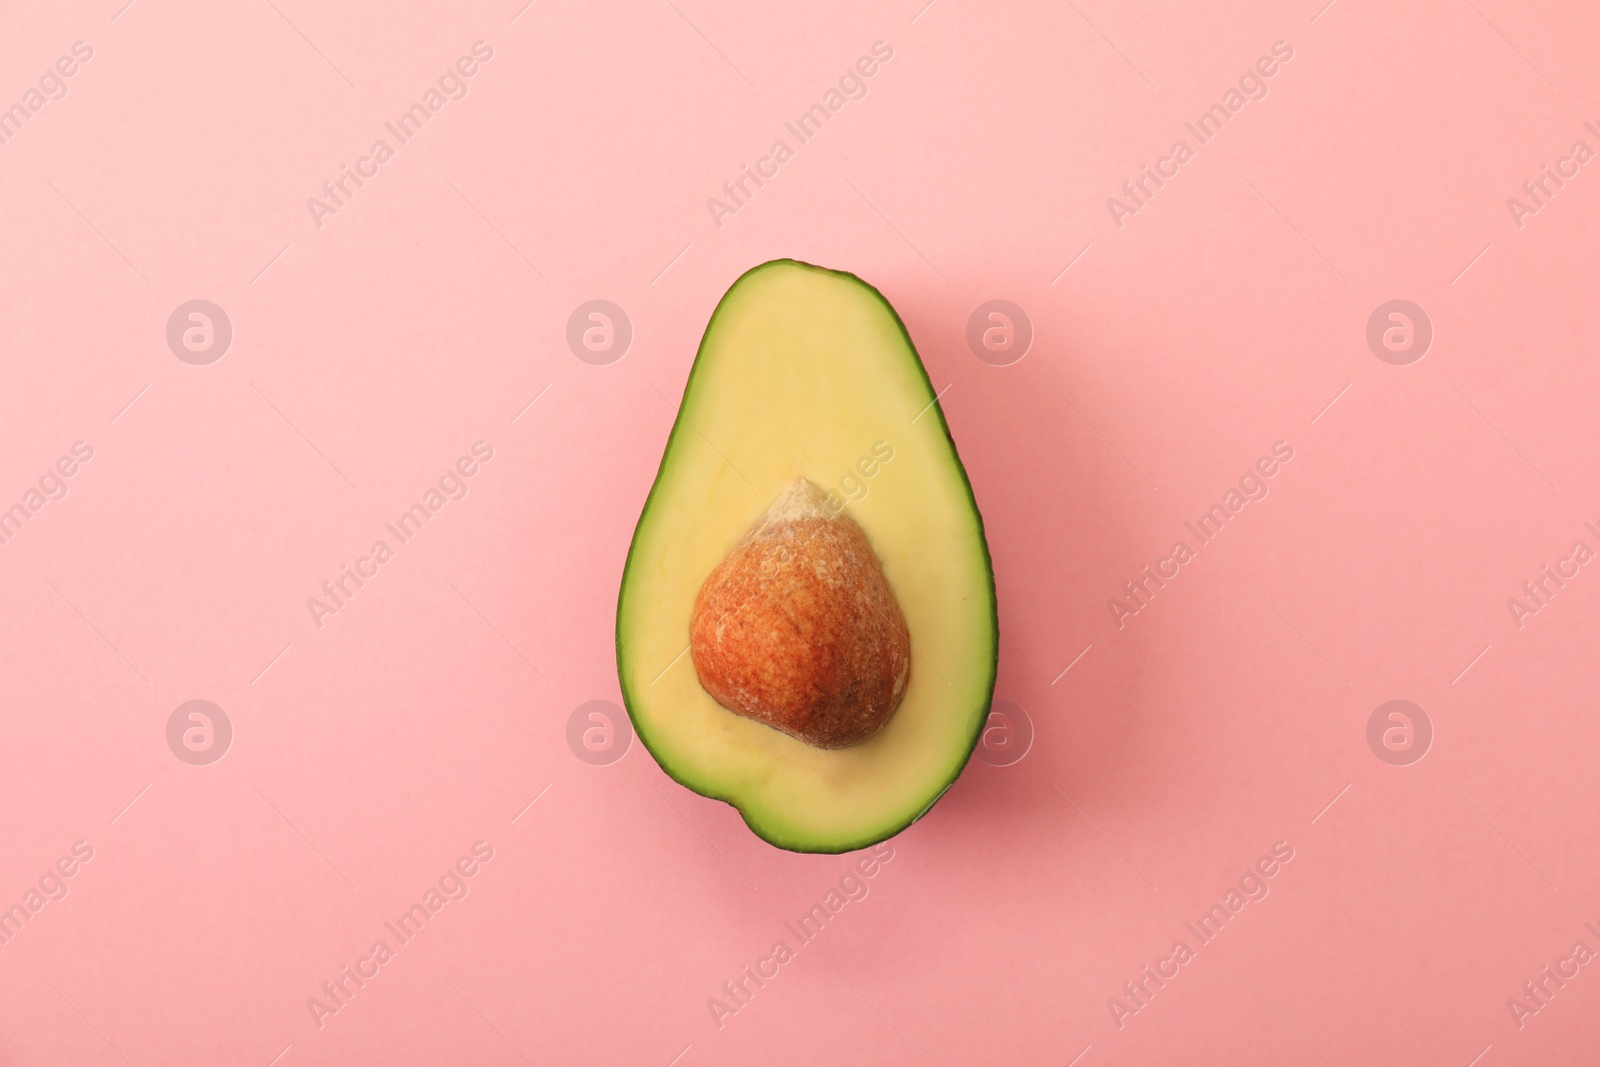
[{"left": 690, "top": 478, "right": 911, "bottom": 749}]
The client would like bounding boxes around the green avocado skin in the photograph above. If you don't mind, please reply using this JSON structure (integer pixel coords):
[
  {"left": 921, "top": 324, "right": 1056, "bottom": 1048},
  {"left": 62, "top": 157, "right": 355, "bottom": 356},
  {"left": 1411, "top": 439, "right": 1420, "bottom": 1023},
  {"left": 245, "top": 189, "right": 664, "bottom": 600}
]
[{"left": 614, "top": 258, "right": 999, "bottom": 854}]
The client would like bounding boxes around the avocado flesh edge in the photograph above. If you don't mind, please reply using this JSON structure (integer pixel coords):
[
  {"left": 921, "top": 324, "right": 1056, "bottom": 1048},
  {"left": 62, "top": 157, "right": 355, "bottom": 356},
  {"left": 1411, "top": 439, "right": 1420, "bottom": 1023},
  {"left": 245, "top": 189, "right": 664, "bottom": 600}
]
[{"left": 616, "top": 259, "right": 998, "bottom": 854}]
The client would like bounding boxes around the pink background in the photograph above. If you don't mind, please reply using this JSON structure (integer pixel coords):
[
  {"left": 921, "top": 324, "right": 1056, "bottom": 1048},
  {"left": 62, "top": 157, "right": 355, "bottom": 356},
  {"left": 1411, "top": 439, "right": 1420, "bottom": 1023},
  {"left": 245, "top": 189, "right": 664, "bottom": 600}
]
[{"left": 2, "top": 0, "right": 1599, "bottom": 1063}]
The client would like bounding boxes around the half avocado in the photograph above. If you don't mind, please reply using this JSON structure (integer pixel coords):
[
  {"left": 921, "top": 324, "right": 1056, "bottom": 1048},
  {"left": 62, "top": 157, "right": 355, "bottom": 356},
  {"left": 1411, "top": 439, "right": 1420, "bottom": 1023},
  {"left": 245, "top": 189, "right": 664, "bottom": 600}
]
[{"left": 616, "top": 259, "right": 998, "bottom": 853}]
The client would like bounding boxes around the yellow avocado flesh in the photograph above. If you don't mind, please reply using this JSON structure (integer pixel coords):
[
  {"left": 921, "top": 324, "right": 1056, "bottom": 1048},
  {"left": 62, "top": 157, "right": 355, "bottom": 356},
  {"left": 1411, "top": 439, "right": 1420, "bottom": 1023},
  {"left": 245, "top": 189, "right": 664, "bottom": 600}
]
[{"left": 616, "top": 260, "right": 997, "bottom": 853}]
